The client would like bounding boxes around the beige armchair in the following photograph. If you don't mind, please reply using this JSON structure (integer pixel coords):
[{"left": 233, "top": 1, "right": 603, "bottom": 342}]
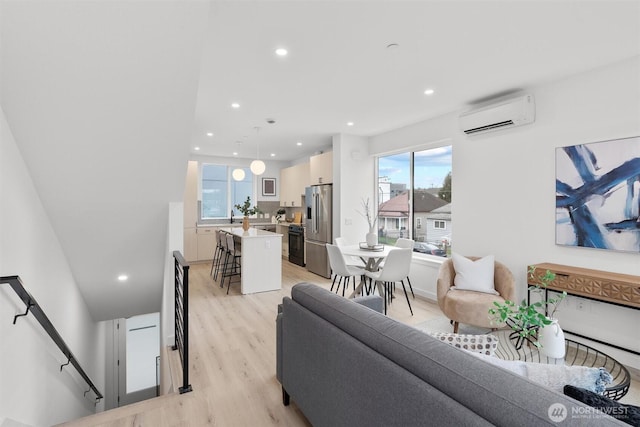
[{"left": 437, "top": 256, "right": 515, "bottom": 333}]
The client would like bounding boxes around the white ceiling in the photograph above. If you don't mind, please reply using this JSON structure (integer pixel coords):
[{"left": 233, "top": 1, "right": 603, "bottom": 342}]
[
  {"left": 193, "top": 0, "right": 640, "bottom": 161},
  {"left": 1, "top": 1, "right": 210, "bottom": 320},
  {"left": 1, "top": 1, "right": 639, "bottom": 321}
]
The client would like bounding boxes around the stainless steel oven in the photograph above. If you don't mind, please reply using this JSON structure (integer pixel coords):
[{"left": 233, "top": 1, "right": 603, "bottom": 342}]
[{"left": 288, "top": 225, "right": 305, "bottom": 267}]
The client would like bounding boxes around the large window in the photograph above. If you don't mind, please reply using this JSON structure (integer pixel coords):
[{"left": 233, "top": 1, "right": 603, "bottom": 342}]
[
  {"left": 377, "top": 146, "right": 452, "bottom": 256},
  {"left": 201, "top": 164, "right": 253, "bottom": 219}
]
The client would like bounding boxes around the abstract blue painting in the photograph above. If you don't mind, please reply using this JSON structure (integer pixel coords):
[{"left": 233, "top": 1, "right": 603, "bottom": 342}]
[{"left": 556, "top": 136, "right": 640, "bottom": 253}]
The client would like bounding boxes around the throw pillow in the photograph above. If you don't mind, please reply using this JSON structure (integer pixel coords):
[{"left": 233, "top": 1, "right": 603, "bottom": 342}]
[
  {"left": 467, "top": 351, "right": 527, "bottom": 376},
  {"left": 431, "top": 332, "right": 499, "bottom": 356},
  {"left": 564, "top": 385, "right": 640, "bottom": 426},
  {"left": 468, "top": 352, "right": 612, "bottom": 394},
  {"left": 525, "top": 364, "right": 612, "bottom": 394},
  {"left": 451, "top": 253, "right": 498, "bottom": 295}
]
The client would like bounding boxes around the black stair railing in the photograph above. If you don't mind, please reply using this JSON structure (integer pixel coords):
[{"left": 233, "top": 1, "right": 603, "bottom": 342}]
[
  {"left": 172, "top": 251, "right": 192, "bottom": 394},
  {"left": 1, "top": 275, "right": 103, "bottom": 403}
]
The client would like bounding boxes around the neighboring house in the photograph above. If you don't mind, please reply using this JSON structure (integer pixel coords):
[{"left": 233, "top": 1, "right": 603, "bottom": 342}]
[
  {"left": 423, "top": 203, "right": 451, "bottom": 245},
  {"left": 413, "top": 192, "right": 449, "bottom": 243},
  {"left": 424, "top": 187, "right": 441, "bottom": 197},
  {"left": 378, "top": 191, "right": 410, "bottom": 238},
  {"left": 379, "top": 190, "right": 447, "bottom": 241}
]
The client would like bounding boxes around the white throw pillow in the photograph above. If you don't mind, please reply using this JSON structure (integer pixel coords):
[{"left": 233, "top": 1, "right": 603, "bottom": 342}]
[
  {"left": 468, "top": 352, "right": 613, "bottom": 394},
  {"left": 451, "top": 253, "right": 498, "bottom": 295}
]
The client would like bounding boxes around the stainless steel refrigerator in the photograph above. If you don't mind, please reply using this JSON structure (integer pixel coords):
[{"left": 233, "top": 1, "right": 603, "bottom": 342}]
[{"left": 305, "top": 184, "right": 332, "bottom": 278}]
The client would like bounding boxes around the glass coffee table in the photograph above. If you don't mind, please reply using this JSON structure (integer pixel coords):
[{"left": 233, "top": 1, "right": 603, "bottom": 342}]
[{"left": 490, "top": 329, "right": 630, "bottom": 400}]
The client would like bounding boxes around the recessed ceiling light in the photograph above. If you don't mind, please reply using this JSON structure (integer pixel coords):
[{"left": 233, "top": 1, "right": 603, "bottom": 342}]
[
  {"left": 194, "top": 146, "right": 200, "bottom": 151},
  {"left": 275, "top": 48, "right": 288, "bottom": 57},
  {"left": 231, "top": 103, "right": 240, "bottom": 109},
  {"left": 270, "top": 153, "right": 276, "bottom": 157},
  {"left": 233, "top": 152, "right": 238, "bottom": 156},
  {"left": 117, "top": 275, "right": 128, "bottom": 282},
  {"left": 206, "top": 132, "right": 214, "bottom": 137},
  {"left": 424, "top": 89, "right": 435, "bottom": 95},
  {"left": 347, "top": 122, "right": 354, "bottom": 126},
  {"left": 296, "top": 141, "right": 303, "bottom": 146}
]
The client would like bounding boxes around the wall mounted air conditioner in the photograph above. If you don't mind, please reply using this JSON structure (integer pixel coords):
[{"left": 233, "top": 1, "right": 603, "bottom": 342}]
[{"left": 459, "top": 94, "right": 535, "bottom": 135}]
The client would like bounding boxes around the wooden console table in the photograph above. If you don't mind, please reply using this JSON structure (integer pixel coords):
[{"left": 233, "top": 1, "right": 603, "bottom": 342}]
[{"left": 528, "top": 262, "right": 640, "bottom": 355}]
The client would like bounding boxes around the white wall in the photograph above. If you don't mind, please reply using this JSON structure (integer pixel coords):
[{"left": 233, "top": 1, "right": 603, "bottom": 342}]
[
  {"left": 159, "top": 201, "right": 183, "bottom": 395},
  {"left": 0, "top": 106, "right": 104, "bottom": 426},
  {"left": 332, "top": 134, "right": 375, "bottom": 244},
  {"left": 368, "top": 56, "right": 640, "bottom": 368},
  {"left": 189, "top": 154, "right": 288, "bottom": 202},
  {"left": 161, "top": 202, "right": 183, "bottom": 349}
]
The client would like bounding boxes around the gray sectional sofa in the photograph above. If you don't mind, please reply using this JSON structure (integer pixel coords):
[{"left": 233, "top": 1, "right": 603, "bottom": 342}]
[{"left": 276, "top": 283, "right": 623, "bottom": 426}]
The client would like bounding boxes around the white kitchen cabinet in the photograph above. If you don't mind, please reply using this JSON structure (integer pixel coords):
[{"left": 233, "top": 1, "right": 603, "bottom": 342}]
[
  {"left": 279, "top": 166, "right": 292, "bottom": 206},
  {"left": 277, "top": 224, "right": 289, "bottom": 257},
  {"left": 280, "top": 162, "right": 309, "bottom": 207},
  {"left": 196, "top": 227, "right": 216, "bottom": 261},
  {"left": 310, "top": 151, "right": 332, "bottom": 184},
  {"left": 228, "top": 228, "right": 282, "bottom": 294}
]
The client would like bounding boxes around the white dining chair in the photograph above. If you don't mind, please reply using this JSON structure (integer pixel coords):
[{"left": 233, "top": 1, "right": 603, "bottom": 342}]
[
  {"left": 395, "top": 238, "right": 415, "bottom": 299},
  {"left": 334, "top": 237, "right": 366, "bottom": 268},
  {"left": 326, "top": 244, "right": 366, "bottom": 297},
  {"left": 364, "top": 248, "right": 413, "bottom": 315}
]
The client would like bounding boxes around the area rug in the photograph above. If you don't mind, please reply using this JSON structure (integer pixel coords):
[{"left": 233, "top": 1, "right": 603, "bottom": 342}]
[{"left": 412, "top": 316, "right": 491, "bottom": 336}]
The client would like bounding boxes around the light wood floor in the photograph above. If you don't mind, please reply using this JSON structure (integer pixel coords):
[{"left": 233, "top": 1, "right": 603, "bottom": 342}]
[{"left": 62, "top": 259, "right": 638, "bottom": 426}]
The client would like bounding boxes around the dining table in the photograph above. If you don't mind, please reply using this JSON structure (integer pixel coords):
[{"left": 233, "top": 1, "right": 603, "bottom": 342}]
[{"left": 339, "top": 244, "right": 396, "bottom": 299}]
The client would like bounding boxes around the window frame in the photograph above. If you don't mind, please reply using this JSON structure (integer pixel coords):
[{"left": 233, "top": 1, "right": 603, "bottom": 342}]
[
  {"left": 199, "top": 163, "right": 255, "bottom": 220},
  {"left": 375, "top": 141, "right": 452, "bottom": 257}
]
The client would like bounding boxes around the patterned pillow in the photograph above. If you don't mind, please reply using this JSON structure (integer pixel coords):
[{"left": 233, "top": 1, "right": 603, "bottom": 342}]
[{"left": 431, "top": 332, "right": 499, "bottom": 356}]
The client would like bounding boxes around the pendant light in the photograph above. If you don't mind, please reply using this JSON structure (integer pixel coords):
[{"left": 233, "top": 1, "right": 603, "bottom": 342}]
[
  {"left": 250, "top": 126, "right": 266, "bottom": 175},
  {"left": 232, "top": 168, "right": 245, "bottom": 181}
]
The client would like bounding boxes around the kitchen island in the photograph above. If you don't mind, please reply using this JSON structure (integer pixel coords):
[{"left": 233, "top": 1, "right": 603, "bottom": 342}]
[{"left": 227, "top": 227, "right": 282, "bottom": 294}]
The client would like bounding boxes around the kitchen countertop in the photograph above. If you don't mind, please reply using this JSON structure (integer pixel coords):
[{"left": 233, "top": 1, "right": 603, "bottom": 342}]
[
  {"left": 227, "top": 227, "right": 282, "bottom": 238},
  {"left": 197, "top": 222, "right": 276, "bottom": 228},
  {"left": 197, "top": 222, "right": 304, "bottom": 228}
]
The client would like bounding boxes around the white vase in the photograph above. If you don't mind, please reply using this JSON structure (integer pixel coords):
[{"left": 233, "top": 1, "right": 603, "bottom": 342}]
[
  {"left": 538, "top": 318, "right": 566, "bottom": 359},
  {"left": 366, "top": 231, "right": 377, "bottom": 247}
]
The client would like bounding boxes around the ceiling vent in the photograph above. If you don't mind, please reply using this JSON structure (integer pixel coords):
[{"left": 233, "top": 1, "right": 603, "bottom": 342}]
[{"left": 459, "top": 94, "right": 535, "bottom": 135}]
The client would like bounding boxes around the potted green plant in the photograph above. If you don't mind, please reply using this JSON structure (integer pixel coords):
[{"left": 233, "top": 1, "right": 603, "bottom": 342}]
[
  {"left": 234, "top": 196, "right": 261, "bottom": 231},
  {"left": 488, "top": 266, "right": 567, "bottom": 350}
]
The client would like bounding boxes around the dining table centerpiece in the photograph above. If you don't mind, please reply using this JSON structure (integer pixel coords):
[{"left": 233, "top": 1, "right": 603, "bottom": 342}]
[
  {"left": 359, "top": 198, "right": 379, "bottom": 247},
  {"left": 234, "top": 196, "right": 261, "bottom": 231}
]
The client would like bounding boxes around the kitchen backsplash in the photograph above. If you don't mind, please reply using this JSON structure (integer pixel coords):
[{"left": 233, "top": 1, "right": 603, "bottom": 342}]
[
  {"left": 257, "top": 201, "right": 304, "bottom": 222},
  {"left": 197, "top": 199, "right": 305, "bottom": 225}
]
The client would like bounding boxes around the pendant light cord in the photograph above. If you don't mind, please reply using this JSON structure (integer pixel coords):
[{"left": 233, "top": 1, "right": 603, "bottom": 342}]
[{"left": 254, "top": 126, "right": 261, "bottom": 160}]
